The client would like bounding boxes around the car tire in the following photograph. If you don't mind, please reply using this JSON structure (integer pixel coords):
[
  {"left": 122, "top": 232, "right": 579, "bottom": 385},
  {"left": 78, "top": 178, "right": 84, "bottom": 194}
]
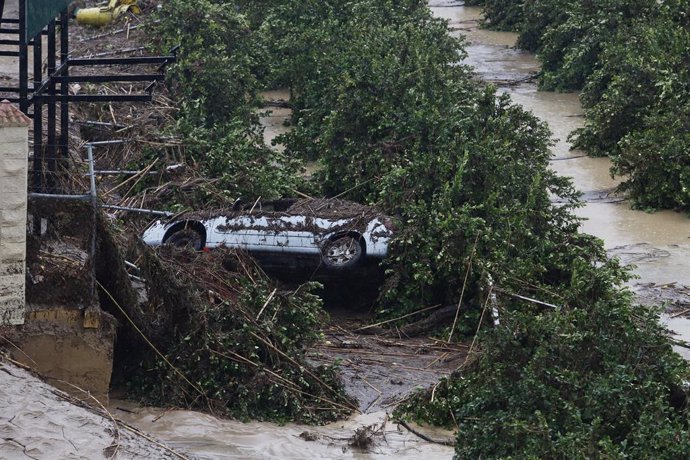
[
  {"left": 322, "top": 235, "right": 363, "bottom": 270},
  {"left": 165, "top": 228, "right": 204, "bottom": 251}
]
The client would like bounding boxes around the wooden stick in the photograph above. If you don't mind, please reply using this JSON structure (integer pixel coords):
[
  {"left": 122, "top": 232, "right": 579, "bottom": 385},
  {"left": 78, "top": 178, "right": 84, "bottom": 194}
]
[
  {"left": 355, "top": 304, "right": 442, "bottom": 331},
  {"left": 256, "top": 288, "right": 277, "bottom": 320},
  {"left": 448, "top": 232, "right": 480, "bottom": 342},
  {"left": 396, "top": 420, "right": 455, "bottom": 446},
  {"left": 670, "top": 308, "right": 690, "bottom": 318},
  {"left": 0, "top": 334, "right": 39, "bottom": 368},
  {"left": 104, "top": 159, "right": 158, "bottom": 196},
  {"left": 289, "top": 188, "right": 313, "bottom": 199},
  {"left": 461, "top": 287, "right": 492, "bottom": 368}
]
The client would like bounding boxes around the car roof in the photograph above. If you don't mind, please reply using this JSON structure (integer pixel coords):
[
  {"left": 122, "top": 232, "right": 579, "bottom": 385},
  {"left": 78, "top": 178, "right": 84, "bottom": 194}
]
[{"left": 175, "top": 198, "right": 385, "bottom": 222}]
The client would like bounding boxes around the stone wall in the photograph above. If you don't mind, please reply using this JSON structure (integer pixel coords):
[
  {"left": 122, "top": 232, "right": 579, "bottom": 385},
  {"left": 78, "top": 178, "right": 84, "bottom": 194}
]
[{"left": 0, "top": 102, "right": 29, "bottom": 325}]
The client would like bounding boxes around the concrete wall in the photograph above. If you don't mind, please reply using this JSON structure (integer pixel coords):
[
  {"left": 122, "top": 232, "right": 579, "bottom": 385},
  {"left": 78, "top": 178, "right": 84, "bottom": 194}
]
[{"left": 0, "top": 120, "right": 28, "bottom": 326}]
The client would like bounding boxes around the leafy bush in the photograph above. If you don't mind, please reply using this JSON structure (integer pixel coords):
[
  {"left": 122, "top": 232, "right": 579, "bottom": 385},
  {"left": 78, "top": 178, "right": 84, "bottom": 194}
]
[
  {"left": 481, "top": 0, "right": 525, "bottom": 31},
  {"left": 614, "top": 100, "right": 690, "bottom": 210},
  {"left": 480, "top": 0, "right": 661, "bottom": 90},
  {"left": 261, "top": 0, "right": 588, "bottom": 317},
  {"left": 537, "top": 0, "right": 661, "bottom": 91},
  {"left": 132, "top": 0, "right": 690, "bottom": 447},
  {"left": 397, "top": 275, "right": 690, "bottom": 458},
  {"left": 572, "top": 4, "right": 690, "bottom": 209},
  {"left": 572, "top": 16, "right": 682, "bottom": 157},
  {"left": 150, "top": 0, "right": 302, "bottom": 201},
  {"left": 255, "top": 2, "right": 690, "bottom": 456},
  {"left": 480, "top": 0, "right": 690, "bottom": 208}
]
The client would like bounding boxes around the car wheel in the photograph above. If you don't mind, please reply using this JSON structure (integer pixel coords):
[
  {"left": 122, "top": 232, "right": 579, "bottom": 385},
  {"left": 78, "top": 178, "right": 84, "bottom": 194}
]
[
  {"left": 166, "top": 229, "right": 203, "bottom": 251},
  {"left": 322, "top": 236, "right": 363, "bottom": 270}
]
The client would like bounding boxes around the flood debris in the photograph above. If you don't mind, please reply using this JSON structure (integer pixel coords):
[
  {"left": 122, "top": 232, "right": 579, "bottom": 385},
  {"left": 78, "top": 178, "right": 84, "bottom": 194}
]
[
  {"left": 397, "top": 420, "right": 455, "bottom": 447},
  {"left": 307, "top": 320, "right": 466, "bottom": 414},
  {"left": 348, "top": 420, "right": 387, "bottom": 450},
  {"left": 103, "top": 229, "right": 355, "bottom": 423},
  {"left": 298, "top": 431, "right": 320, "bottom": 442}
]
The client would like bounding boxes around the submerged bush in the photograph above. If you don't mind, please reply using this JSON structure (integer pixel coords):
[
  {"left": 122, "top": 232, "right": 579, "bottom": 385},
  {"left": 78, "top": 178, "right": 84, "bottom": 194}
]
[{"left": 573, "top": 4, "right": 690, "bottom": 209}]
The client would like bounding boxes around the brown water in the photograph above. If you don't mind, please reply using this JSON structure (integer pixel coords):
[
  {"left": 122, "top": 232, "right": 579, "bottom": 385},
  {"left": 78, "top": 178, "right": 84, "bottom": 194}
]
[{"left": 113, "top": 402, "right": 455, "bottom": 460}]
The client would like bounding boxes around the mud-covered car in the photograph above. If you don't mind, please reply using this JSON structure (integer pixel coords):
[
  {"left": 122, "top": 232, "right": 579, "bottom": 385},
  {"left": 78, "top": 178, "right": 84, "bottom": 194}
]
[{"left": 142, "top": 198, "right": 395, "bottom": 271}]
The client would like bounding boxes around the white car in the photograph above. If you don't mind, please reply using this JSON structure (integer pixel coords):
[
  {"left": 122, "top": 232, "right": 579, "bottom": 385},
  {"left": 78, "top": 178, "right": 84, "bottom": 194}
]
[{"left": 142, "top": 199, "right": 394, "bottom": 270}]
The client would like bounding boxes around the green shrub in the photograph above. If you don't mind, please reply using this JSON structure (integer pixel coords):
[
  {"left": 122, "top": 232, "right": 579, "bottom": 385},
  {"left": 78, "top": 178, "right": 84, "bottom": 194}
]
[
  {"left": 262, "top": 0, "right": 586, "bottom": 317},
  {"left": 482, "top": 0, "right": 525, "bottom": 31},
  {"left": 149, "top": 0, "right": 303, "bottom": 202},
  {"left": 397, "top": 271, "right": 690, "bottom": 458}
]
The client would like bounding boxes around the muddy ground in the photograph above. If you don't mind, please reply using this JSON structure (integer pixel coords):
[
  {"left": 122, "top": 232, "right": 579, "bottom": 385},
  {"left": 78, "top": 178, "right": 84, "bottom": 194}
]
[
  {"left": 307, "top": 312, "right": 467, "bottom": 413},
  {"left": 0, "top": 360, "right": 184, "bottom": 459}
]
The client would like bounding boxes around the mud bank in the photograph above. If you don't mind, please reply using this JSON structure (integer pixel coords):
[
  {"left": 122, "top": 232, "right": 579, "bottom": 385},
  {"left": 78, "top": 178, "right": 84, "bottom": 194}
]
[{"left": 0, "top": 360, "right": 183, "bottom": 459}]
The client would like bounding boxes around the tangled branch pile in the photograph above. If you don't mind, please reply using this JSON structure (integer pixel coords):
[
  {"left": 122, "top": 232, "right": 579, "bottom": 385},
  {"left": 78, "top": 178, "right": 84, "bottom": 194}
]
[{"left": 119, "top": 245, "right": 353, "bottom": 423}]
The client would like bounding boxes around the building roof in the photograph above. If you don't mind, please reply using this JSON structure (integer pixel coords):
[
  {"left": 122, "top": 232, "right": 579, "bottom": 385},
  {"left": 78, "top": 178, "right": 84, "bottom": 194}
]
[{"left": 0, "top": 100, "right": 31, "bottom": 127}]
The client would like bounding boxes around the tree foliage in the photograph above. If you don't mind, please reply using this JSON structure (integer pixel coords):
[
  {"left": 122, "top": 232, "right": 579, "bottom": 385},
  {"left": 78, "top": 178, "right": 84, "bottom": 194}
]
[
  {"left": 397, "top": 283, "right": 690, "bottom": 458},
  {"left": 481, "top": 0, "right": 525, "bottom": 31},
  {"left": 260, "top": 0, "right": 592, "bottom": 317},
  {"left": 150, "top": 0, "right": 302, "bottom": 201},
  {"left": 574, "top": 4, "right": 690, "bottom": 208},
  {"left": 256, "top": 0, "right": 690, "bottom": 455},
  {"left": 474, "top": 0, "right": 690, "bottom": 209}
]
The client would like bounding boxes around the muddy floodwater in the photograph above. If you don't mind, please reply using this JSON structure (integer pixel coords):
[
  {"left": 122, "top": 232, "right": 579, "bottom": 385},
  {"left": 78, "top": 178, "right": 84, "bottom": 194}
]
[{"left": 113, "top": 402, "right": 455, "bottom": 460}]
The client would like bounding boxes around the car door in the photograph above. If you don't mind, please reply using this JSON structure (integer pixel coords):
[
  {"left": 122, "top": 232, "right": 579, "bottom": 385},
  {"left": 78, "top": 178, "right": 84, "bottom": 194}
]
[
  {"left": 271, "top": 215, "right": 320, "bottom": 254},
  {"left": 211, "top": 214, "right": 263, "bottom": 250}
]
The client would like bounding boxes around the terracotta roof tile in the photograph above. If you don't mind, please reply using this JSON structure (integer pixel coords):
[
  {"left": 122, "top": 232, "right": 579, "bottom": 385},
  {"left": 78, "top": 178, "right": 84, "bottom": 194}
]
[{"left": 0, "top": 100, "right": 31, "bottom": 127}]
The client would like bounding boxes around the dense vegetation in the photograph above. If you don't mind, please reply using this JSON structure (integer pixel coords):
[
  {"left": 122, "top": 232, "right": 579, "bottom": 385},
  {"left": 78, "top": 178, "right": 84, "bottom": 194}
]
[
  {"left": 151, "top": 0, "right": 303, "bottom": 201},
  {"left": 470, "top": 0, "right": 690, "bottom": 210},
  {"left": 133, "top": 0, "right": 690, "bottom": 455},
  {"left": 261, "top": 0, "right": 587, "bottom": 318},
  {"left": 397, "top": 273, "right": 690, "bottom": 458}
]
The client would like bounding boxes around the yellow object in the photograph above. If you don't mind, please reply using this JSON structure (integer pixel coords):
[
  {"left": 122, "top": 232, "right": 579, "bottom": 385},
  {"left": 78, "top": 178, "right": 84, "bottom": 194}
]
[{"left": 75, "top": 0, "right": 142, "bottom": 26}]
